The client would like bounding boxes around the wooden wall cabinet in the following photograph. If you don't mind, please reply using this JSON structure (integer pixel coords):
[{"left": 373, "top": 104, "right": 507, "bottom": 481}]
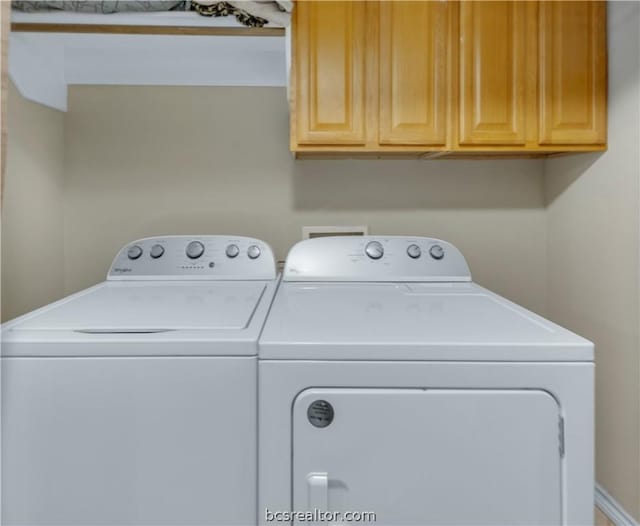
[{"left": 290, "top": 0, "right": 607, "bottom": 158}]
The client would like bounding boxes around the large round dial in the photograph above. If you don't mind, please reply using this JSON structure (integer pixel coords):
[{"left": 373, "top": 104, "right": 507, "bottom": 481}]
[
  {"left": 225, "top": 244, "right": 240, "bottom": 258},
  {"left": 365, "top": 241, "right": 384, "bottom": 260},
  {"left": 186, "top": 240, "right": 205, "bottom": 259},
  {"left": 150, "top": 244, "right": 165, "bottom": 259},
  {"left": 127, "top": 245, "right": 143, "bottom": 260},
  {"left": 429, "top": 244, "right": 445, "bottom": 260},
  {"left": 247, "top": 245, "right": 261, "bottom": 259},
  {"left": 407, "top": 244, "right": 421, "bottom": 259}
]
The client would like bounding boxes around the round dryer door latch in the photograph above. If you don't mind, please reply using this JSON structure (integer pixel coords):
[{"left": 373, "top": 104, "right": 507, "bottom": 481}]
[{"left": 307, "top": 400, "right": 334, "bottom": 428}]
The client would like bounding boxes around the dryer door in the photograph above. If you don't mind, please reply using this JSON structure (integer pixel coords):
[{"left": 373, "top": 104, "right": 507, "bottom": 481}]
[{"left": 293, "top": 388, "right": 562, "bottom": 526}]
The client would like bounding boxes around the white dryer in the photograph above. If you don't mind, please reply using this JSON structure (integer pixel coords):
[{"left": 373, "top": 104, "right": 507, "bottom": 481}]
[
  {"left": 2, "top": 235, "right": 278, "bottom": 526},
  {"left": 259, "top": 236, "right": 594, "bottom": 526}
]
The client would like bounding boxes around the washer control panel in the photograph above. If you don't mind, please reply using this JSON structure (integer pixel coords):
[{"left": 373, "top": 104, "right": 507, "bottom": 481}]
[
  {"left": 108, "top": 236, "right": 277, "bottom": 280},
  {"left": 284, "top": 236, "right": 471, "bottom": 282}
]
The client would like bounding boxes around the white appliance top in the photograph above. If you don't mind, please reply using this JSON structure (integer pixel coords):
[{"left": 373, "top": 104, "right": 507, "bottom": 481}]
[
  {"left": 2, "top": 236, "right": 279, "bottom": 357},
  {"left": 260, "top": 236, "right": 593, "bottom": 362},
  {"left": 12, "top": 281, "right": 266, "bottom": 332}
]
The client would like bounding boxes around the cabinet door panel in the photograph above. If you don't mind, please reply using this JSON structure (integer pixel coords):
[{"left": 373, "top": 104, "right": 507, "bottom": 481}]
[
  {"left": 295, "top": 1, "right": 366, "bottom": 145},
  {"left": 539, "top": 1, "right": 606, "bottom": 145},
  {"left": 378, "top": 1, "right": 447, "bottom": 146},
  {"left": 459, "top": 1, "right": 527, "bottom": 145}
]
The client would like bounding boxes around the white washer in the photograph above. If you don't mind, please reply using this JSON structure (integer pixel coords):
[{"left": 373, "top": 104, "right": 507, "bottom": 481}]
[
  {"left": 259, "top": 236, "right": 594, "bottom": 526},
  {"left": 2, "top": 235, "right": 278, "bottom": 526}
]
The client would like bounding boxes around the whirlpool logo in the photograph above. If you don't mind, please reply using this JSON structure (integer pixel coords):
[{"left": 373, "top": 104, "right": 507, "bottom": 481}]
[{"left": 113, "top": 267, "right": 132, "bottom": 273}]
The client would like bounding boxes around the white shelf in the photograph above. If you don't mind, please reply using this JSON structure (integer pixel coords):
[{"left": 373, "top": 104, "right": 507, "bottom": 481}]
[
  {"left": 9, "top": 11, "right": 287, "bottom": 111},
  {"left": 11, "top": 10, "right": 284, "bottom": 28}
]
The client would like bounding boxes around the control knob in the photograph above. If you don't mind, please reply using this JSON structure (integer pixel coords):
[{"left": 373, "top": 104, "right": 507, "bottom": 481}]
[
  {"left": 127, "top": 245, "right": 143, "bottom": 260},
  {"left": 429, "top": 244, "right": 445, "bottom": 260},
  {"left": 150, "top": 244, "right": 165, "bottom": 259},
  {"left": 225, "top": 244, "right": 240, "bottom": 258},
  {"left": 365, "top": 241, "right": 384, "bottom": 260},
  {"left": 186, "top": 241, "right": 205, "bottom": 259},
  {"left": 407, "top": 244, "right": 421, "bottom": 259},
  {"left": 247, "top": 245, "right": 261, "bottom": 259}
]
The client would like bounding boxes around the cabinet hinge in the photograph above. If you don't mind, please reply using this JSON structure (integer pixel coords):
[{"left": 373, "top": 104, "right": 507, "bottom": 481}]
[{"left": 558, "top": 416, "right": 565, "bottom": 458}]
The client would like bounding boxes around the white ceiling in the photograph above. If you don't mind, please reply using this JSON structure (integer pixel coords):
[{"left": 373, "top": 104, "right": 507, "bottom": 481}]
[{"left": 9, "top": 11, "right": 288, "bottom": 111}]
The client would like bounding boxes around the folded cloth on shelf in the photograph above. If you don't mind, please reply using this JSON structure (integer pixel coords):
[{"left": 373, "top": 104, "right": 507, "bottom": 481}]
[
  {"left": 191, "top": 1, "right": 291, "bottom": 27},
  {"left": 12, "top": 1, "right": 186, "bottom": 14},
  {"left": 12, "top": 0, "right": 292, "bottom": 26}
]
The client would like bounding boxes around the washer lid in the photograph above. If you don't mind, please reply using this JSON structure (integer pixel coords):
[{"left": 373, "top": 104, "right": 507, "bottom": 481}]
[
  {"left": 259, "top": 282, "right": 594, "bottom": 361},
  {"left": 12, "top": 281, "right": 267, "bottom": 332}
]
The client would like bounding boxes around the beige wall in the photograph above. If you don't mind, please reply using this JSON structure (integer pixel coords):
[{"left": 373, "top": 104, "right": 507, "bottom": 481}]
[
  {"left": 5, "top": 8, "right": 640, "bottom": 516},
  {"left": 1, "top": 82, "right": 64, "bottom": 322},
  {"left": 545, "top": 1, "right": 640, "bottom": 520},
  {"left": 62, "top": 85, "right": 547, "bottom": 314}
]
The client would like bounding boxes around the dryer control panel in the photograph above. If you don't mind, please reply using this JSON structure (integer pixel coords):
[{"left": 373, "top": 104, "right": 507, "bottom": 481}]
[
  {"left": 283, "top": 236, "right": 471, "bottom": 282},
  {"left": 108, "top": 236, "right": 277, "bottom": 280}
]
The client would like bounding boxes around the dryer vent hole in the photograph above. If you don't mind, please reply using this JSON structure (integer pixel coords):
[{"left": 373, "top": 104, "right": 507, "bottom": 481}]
[{"left": 307, "top": 400, "right": 334, "bottom": 428}]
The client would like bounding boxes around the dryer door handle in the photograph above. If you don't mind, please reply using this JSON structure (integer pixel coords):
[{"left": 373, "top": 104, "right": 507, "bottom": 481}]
[{"left": 306, "top": 472, "right": 328, "bottom": 511}]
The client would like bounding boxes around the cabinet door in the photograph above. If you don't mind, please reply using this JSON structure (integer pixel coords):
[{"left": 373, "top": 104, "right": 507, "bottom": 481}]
[
  {"left": 294, "top": 1, "right": 366, "bottom": 146},
  {"left": 293, "top": 388, "right": 562, "bottom": 525},
  {"left": 378, "top": 1, "right": 447, "bottom": 146},
  {"left": 459, "top": 1, "right": 528, "bottom": 145},
  {"left": 539, "top": 1, "right": 607, "bottom": 145}
]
